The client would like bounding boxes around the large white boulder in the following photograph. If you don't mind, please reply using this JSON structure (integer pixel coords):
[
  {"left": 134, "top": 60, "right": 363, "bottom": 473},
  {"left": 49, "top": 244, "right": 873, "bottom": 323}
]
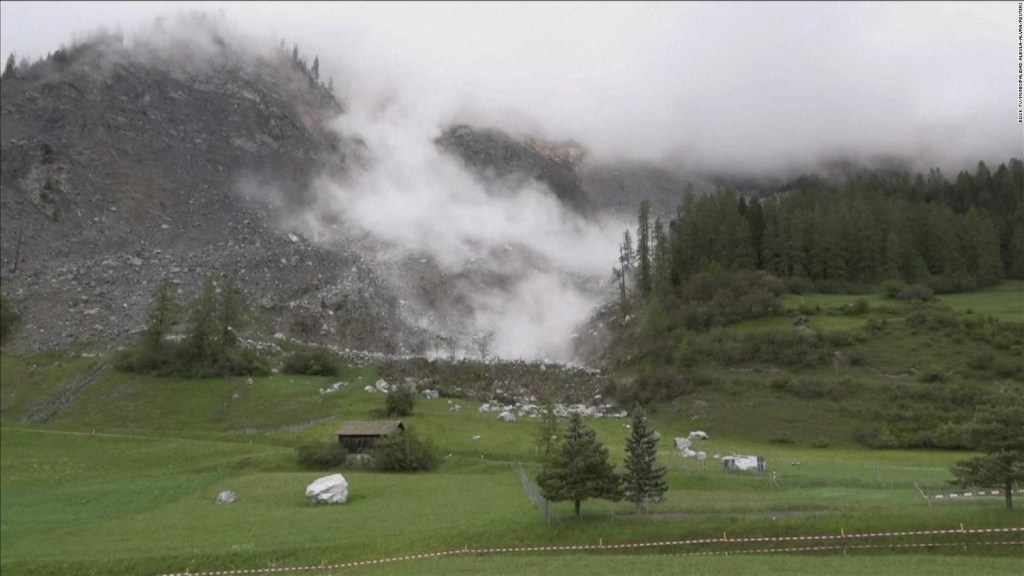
[
  {"left": 305, "top": 474, "right": 349, "bottom": 505},
  {"left": 498, "top": 411, "right": 517, "bottom": 423},
  {"left": 688, "top": 430, "right": 709, "bottom": 441},
  {"left": 374, "top": 379, "right": 390, "bottom": 392}
]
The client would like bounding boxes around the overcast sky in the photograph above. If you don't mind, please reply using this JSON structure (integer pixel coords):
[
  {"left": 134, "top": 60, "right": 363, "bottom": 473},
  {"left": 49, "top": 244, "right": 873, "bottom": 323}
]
[{"left": 1, "top": 1, "right": 1019, "bottom": 175}]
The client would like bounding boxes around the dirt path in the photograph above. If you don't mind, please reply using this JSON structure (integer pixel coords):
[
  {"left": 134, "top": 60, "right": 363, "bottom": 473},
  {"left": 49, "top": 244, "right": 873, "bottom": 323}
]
[{"left": 19, "top": 361, "right": 109, "bottom": 424}]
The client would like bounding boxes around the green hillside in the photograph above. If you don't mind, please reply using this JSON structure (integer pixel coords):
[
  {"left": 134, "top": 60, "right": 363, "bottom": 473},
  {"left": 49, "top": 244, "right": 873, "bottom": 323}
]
[{"left": 1, "top": 283, "right": 1022, "bottom": 575}]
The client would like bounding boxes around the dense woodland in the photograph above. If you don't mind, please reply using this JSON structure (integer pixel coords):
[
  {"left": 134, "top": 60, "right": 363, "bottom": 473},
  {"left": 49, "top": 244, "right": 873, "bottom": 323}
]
[{"left": 616, "top": 159, "right": 1024, "bottom": 306}]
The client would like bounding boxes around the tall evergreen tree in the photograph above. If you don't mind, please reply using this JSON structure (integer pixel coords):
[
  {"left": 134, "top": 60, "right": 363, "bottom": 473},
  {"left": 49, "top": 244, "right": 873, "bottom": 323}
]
[
  {"left": 217, "top": 273, "right": 247, "bottom": 351},
  {"left": 636, "top": 200, "right": 652, "bottom": 300},
  {"left": 141, "top": 277, "right": 179, "bottom": 354},
  {"left": 622, "top": 404, "right": 668, "bottom": 512},
  {"left": 183, "top": 277, "right": 218, "bottom": 366},
  {"left": 536, "top": 413, "right": 622, "bottom": 519},
  {"left": 2, "top": 53, "right": 15, "bottom": 80}
]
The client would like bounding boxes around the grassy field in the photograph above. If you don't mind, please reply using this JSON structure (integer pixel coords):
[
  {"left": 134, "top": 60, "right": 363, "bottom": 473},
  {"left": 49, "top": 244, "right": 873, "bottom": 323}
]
[
  {"left": 1, "top": 282, "right": 1021, "bottom": 575},
  {"left": 937, "top": 281, "right": 1023, "bottom": 323}
]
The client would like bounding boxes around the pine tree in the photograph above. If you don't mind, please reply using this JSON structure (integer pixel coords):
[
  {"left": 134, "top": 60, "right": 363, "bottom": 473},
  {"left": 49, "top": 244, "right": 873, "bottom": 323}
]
[
  {"left": 183, "top": 277, "right": 218, "bottom": 368},
  {"left": 141, "top": 277, "right": 179, "bottom": 354},
  {"left": 2, "top": 53, "right": 16, "bottom": 80},
  {"left": 622, "top": 403, "right": 668, "bottom": 512},
  {"left": 311, "top": 56, "right": 319, "bottom": 80},
  {"left": 636, "top": 200, "right": 652, "bottom": 300},
  {"left": 217, "top": 273, "right": 247, "bottom": 351},
  {"left": 536, "top": 412, "right": 622, "bottom": 519}
]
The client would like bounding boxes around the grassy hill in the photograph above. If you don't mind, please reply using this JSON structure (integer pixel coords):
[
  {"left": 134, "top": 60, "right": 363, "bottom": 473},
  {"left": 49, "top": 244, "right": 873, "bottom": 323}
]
[{"left": 0, "top": 283, "right": 1022, "bottom": 575}]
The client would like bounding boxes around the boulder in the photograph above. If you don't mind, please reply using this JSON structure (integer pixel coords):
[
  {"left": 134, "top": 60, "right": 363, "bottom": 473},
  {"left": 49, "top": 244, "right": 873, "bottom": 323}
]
[
  {"left": 305, "top": 474, "right": 349, "bottom": 505},
  {"left": 374, "top": 379, "right": 390, "bottom": 392},
  {"left": 215, "top": 490, "right": 237, "bottom": 505},
  {"left": 498, "top": 411, "right": 517, "bottom": 423},
  {"left": 688, "top": 430, "right": 709, "bottom": 441},
  {"left": 421, "top": 389, "right": 439, "bottom": 399},
  {"left": 674, "top": 437, "right": 692, "bottom": 451}
]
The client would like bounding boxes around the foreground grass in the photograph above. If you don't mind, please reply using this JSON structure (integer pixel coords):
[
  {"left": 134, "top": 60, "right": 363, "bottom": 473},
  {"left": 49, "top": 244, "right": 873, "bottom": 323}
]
[
  {"left": 2, "top": 422, "right": 1020, "bottom": 576},
  {"left": 352, "top": 553, "right": 1024, "bottom": 576}
]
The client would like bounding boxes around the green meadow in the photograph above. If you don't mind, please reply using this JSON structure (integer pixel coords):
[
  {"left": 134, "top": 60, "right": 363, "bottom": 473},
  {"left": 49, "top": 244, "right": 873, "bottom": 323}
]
[{"left": 1, "top": 283, "right": 1022, "bottom": 575}]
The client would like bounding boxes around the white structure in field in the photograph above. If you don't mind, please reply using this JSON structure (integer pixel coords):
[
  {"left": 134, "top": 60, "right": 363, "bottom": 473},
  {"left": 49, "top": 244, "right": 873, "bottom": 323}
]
[{"left": 722, "top": 455, "right": 765, "bottom": 473}]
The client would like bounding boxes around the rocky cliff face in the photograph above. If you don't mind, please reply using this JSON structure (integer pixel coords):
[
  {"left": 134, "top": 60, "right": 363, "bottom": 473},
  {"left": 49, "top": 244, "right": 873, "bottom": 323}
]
[
  {"left": 0, "top": 29, "right": 408, "bottom": 354},
  {"left": 0, "top": 21, "right": 702, "bottom": 360},
  {"left": 436, "top": 125, "right": 594, "bottom": 215}
]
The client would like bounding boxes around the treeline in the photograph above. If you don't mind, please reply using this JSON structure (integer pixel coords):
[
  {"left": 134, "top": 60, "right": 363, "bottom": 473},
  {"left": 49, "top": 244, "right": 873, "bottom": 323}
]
[
  {"left": 616, "top": 158, "right": 1024, "bottom": 305},
  {"left": 116, "top": 274, "right": 266, "bottom": 377}
]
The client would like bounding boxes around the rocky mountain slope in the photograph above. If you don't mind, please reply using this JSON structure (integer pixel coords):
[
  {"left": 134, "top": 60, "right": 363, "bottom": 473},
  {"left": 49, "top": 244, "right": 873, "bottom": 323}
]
[
  {"left": 0, "top": 22, "right": 698, "bottom": 359},
  {"left": 0, "top": 27, "right": 412, "bottom": 354}
]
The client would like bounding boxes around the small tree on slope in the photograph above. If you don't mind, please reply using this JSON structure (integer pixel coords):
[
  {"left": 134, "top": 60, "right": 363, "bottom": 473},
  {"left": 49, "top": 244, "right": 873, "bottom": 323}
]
[
  {"left": 622, "top": 403, "right": 668, "bottom": 512},
  {"left": 537, "top": 412, "right": 622, "bottom": 520}
]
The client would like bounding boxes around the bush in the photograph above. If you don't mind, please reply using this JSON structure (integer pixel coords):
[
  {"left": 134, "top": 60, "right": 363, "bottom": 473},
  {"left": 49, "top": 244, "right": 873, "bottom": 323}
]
[
  {"left": 811, "top": 437, "right": 830, "bottom": 449},
  {"left": 383, "top": 385, "right": 416, "bottom": 416},
  {"left": 372, "top": 427, "right": 438, "bottom": 472},
  {"left": 282, "top": 345, "right": 340, "bottom": 376},
  {"left": 881, "top": 279, "right": 908, "bottom": 299},
  {"left": 897, "top": 284, "right": 935, "bottom": 302},
  {"left": 0, "top": 295, "right": 20, "bottom": 345},
  {"left": 296, "top": 442, "right": 348, "bottom": 470}
]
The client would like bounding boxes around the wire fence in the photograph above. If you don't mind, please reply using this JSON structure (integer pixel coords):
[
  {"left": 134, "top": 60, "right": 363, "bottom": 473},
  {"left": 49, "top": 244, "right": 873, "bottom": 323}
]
[{"left": 514, "top": 462, "right": 552, "bottom": 525}]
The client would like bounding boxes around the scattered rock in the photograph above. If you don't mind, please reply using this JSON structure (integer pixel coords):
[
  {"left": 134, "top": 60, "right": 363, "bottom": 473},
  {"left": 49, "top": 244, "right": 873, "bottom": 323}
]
[
  {"left": 216, "top": 490, "right": 237, "bottom": 505},
  {"left": 498, "top": 411, "right": 517, "bottom": 423},
  {"left": 305, "top": 474, "right": 348, "bottom": 505}
]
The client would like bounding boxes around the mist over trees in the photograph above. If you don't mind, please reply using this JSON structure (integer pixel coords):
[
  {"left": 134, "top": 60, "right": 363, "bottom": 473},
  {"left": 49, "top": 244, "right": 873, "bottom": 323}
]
[{"left": 620, "top": 158, "right": 1023, "bottom": 307}]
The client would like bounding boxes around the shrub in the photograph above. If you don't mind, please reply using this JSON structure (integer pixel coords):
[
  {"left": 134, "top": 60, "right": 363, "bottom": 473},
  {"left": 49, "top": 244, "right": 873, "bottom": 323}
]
[
  {"left": 811, "top": 437, "right": 830, "bottom": 449},
  {"left": 853, "top": 426, "right": 899, "bottom": 449},
  {"left": 896, "top": 284, "right": 935, "bottom": 302},
  {"left": 282, "top": 345, "right": 340, "bottom": 376},
  {"left": 372, "top": 427, "right": 439, "bottom": 472},
  {"left": 384, "top": 385, "right": 416, "bottom": 416},
  {"left": 0, "top": 295, "right": 20, "bottom": 344},
  {"left": 296, "top": 442, "right": 348, "bottom": 470},
  {"left": 881, "top": 279, "right": 907, "bottom": 299},
  {"left": 850, "top": 299, "right": 870, "bottom": 316}
]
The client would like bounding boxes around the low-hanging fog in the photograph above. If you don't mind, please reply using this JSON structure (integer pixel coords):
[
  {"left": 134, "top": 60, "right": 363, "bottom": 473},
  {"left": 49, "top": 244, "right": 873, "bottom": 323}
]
[
  {"left": 2, "top": 2, "right": 1019, "bottom": 360},
  {"left": 297, "top": 98, "right": 627, "bottom": 361}
]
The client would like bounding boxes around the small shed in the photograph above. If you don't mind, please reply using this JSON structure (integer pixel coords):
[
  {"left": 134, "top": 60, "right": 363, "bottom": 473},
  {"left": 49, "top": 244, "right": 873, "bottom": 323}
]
[{"left": 334, "top": 420, "right": 405, "bottom": 454}]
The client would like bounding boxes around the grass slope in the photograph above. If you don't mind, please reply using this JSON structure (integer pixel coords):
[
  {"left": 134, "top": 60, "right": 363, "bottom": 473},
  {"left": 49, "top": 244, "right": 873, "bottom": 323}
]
[{"left": 0, "top": 283, "right": 1022, "bottom": 575}]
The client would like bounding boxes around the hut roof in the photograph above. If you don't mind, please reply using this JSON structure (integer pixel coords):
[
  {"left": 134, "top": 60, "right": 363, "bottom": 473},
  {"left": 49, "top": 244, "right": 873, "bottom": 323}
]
[{"left": 334, "top": 420, "right": 404, "bottom": 436}]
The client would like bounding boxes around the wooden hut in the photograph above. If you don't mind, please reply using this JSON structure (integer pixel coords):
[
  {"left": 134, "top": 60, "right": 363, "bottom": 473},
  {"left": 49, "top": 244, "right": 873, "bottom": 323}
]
[{"left": 334, "top": 420, "right": 405, "bottom": 453}]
